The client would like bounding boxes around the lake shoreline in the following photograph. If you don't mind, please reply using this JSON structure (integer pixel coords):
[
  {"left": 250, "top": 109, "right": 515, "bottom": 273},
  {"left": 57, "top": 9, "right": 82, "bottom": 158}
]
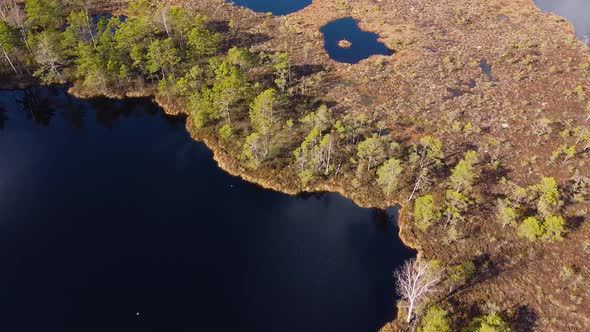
[
  {"left": 0, "top": 86, "right": 411, "bottom": 332},
  {"left": 66, "top": 82, "right": 420, "bottom": 329},
  {"left": 4, "top": 0, "right": 590, "bottom": 329}
]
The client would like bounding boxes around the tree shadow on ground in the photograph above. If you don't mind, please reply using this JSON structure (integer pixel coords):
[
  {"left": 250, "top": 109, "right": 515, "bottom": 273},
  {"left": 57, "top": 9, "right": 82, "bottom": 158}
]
[
  {"left": 210, "top": 19, "right": 273, "bottom": 50},
  {"left": 508, "top": 305, "right": 538, "bottom": 332},
  {"left": 291, "top": 64, "right": 326, "bottom": 79},
  {"left": 566, "top": 215, "right": 585, "bottom": 232},
  {"left": 226, "top": 31, "right": 272, "bottom": 49}
]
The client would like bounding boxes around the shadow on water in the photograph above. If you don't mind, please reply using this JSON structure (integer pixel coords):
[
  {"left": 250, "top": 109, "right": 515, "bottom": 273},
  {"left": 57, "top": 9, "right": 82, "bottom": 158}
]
[
  {"left": 227, "top": 0, "right": 312, "bottom": 16},
  {"left": 320, "top": 17, "right": 394, "bottom": 64},
  {"left": 533, "top": 0, "right": 590, "bottom": 43},
  {"left": 5, "top": 86, "right": 184, "bottom": 130},
  {"left": 0, "top": 87, "right": 414, "bottom": 332},
  {"left": 0, "top": 106, "right": 6, "bottom": 129}
]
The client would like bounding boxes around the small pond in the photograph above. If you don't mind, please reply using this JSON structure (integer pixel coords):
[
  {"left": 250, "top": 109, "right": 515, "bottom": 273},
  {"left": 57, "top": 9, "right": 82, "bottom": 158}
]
[
  {"left": 533, "top": 0, "right": 590, "bottom": 43},
  {"left": 320, "top": 17, "right": 394, "bottom": 64},
  {"left": 0, "top": 87, "right": 413, "bottom": 332},
  {"left": 227, "top": 0, "right": 312, "bottom": 16}
]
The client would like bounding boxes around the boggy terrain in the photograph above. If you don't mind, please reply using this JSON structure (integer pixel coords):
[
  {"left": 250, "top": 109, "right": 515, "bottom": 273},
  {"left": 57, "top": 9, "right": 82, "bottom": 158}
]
[{"left": 3, "top": 0, "right": 590, "bottom": 330}]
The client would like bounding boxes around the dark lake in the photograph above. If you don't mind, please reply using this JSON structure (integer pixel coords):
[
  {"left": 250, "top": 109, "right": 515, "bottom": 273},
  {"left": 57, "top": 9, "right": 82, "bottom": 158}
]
[
  {"left": 0, "top": 87, "right": 413, "bottom": 332},
  {"left": 320, "top": 17, "right": 393, "bottom": 64},
  {"left": 533, "top": 0, "right": 590, "bottom": 43},
  {"left": 228, "top": 0, "right": 311, "bottom": 15}
]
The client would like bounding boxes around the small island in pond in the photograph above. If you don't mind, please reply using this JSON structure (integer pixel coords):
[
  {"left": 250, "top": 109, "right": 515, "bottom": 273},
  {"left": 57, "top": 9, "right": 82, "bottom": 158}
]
[{"left": 338, "top": 39, "right": 352, "bottom": 48}]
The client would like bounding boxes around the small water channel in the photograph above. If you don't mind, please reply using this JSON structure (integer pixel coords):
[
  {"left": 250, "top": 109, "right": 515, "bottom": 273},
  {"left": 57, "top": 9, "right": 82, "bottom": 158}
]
[
  {"left": 0, "top": 87, "right": 413, "bottom": 332},
  {"left": 320, "top": 17, "right": 394, "bottom": 64},
  {"left": 227, "top": 0, "right": 312, "bottom": 15},
  {"left": 533, "top": 0, "right": 590, "bottom": 43}
]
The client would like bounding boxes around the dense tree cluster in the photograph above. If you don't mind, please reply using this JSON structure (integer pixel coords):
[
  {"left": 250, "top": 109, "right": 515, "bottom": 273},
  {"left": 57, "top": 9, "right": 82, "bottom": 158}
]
[
  {"left": 496, "top": 177, "right": 566, "bottom": 242},
  {"left": 0, "top": 0, "right": 321, "bottom": 178}
]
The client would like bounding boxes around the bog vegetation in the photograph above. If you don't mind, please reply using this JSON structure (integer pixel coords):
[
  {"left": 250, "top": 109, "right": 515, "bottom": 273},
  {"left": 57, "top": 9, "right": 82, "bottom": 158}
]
[{"left": 1, "top": 0, "right": 589, "bottom": 331}]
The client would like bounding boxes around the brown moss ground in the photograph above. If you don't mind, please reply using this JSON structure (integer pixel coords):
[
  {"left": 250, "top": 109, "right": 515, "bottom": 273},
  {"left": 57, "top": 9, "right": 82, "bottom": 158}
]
[{"left": 39, "top": 0, "right": 590, "bottom": 330}]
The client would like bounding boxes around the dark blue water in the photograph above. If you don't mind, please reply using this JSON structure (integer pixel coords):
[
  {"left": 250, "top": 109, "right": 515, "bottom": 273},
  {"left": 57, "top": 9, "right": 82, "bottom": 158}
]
[
  {"left": 91, "top": 14, "right": 127, "bottom": 23},
  {"left": 0, "top": 87, "right": 413, "bottom": 332},
  {"left": 320, "top": 18, "right": 393, "bottom": 64},
  {"left": 228, "top": 0, "right": 311, "bottom": 15},
  {"left": 533, "top": 0, "right": 590, "bottom": 43}
]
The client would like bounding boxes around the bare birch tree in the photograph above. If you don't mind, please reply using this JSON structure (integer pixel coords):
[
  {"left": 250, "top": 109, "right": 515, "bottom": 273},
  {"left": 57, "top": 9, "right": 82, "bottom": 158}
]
[
  {"left": 394, "top": 258, "right": 441, "bottom": 323},
  {"left": 32, "top": 30, "right": 66, "bottom": 83}
]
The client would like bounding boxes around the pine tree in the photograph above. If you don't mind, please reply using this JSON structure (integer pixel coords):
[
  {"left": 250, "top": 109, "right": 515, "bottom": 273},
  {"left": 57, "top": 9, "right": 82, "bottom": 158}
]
[
  {"left": 273, "top": 52, "right": 289, "bottom": 92},
  {"left": 242, "top": 132, "right": 265, "bottom": 169},
  {"left": 449, "top": 150, "right": 479, "bottom": 193},
  {"left": 542, "top": 215, "right": 565, "bottom": 242},
  {"left": 227, "top": 46, "right": 255, "bottom": 70},
  {"left": 418, "top": 306, "right": 450, "bottom": 332},
  {"left": 376, "top": 157, "right": 403, "bottom": 198},
  {"left": 414, "top": 195, "right": 441, "bottom": 230},
  {"left": 518, "top": 216, "right": 544, "bottom": 241},
  {"left": 444, "top": 190, "right": 471, "bottom": 225},
  {"left": 249, "top": 88, "right": 278, "bottom": 155},
  {"left": 146, "top": 38, "right": 180, "bottom": 79},
  {"left": 357, "top": 134, "right": 385, "bottom": 172},
  {"left": 74, "top": 42, "right": 107, "bottom": 91},
  {"left": 535, "top": 177, "right": 559, "bottom": 218},
  {"left": 0, "top": 20, "right": 19, "bottom": 74},
  {"left": 187, "top": 24, "right": 220, "bottom": 59},
  {"left": 293, "top": 106, "right": 335, "bottom": 184},
  {"left": 465, "top": 314, "right": 511, "bottom": 332},
  {"left": 211, "top": 60, "right": 247, "bottom": 124},
  {"left": 25, "top": 0, "right": 62, "bottom": 30},
  {"left": 167, "top": 7, "right": 195, "bottom": 46},
  {"left": 496, "top": 198, "right": 518, "bottom": 227}
]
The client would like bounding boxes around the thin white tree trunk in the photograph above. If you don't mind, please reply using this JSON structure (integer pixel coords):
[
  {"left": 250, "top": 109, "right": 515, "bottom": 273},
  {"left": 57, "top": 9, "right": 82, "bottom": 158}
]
[
  {"left": 325, "top": 137, "right": 332, "bottom": 174},
  {"left": 84, "top": 7, "right": 96, "bottom": 48},
  {"left": 161, "top": 9, "right": 171, "bottom": 39},
  {"left": 408, "top": 175, "right": 422, "bottom": 201},
  {"left": 406, "top": 301, "right": 414, "bottom": 323},
  {"left": 49, "top": 61, "right": 66, "bottom": 83},
  {"left": 0, "top": 44, "right": 17, "bottom": 74}
]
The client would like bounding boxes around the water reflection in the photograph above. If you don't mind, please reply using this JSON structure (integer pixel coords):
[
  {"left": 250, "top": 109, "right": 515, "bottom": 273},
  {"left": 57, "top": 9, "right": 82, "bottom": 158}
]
[
  {"left": 0, "top": 87, "right": 184, "bottom": 131},
  {"left": 533, "top": 0, "right": 590, "bottom": 43},
  {"left": 0, "top": 106, "right": 6, "bottom": 129}
]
